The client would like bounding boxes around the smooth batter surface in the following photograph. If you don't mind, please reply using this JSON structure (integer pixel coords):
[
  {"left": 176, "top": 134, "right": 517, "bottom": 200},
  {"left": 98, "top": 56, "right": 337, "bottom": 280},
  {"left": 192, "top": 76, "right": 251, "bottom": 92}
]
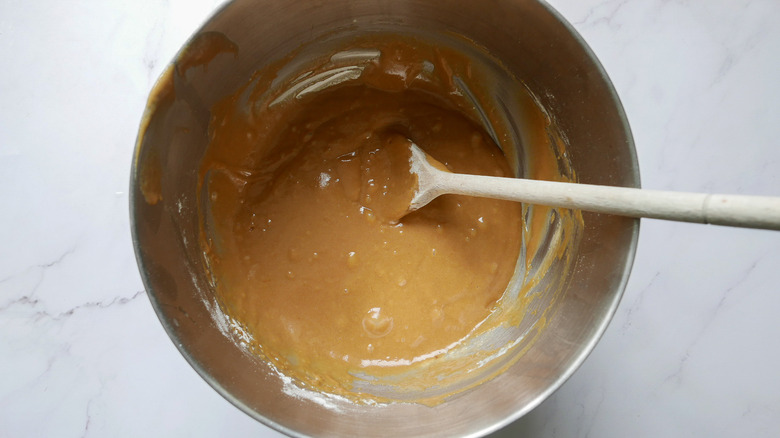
[{"left": 200, "top": 36, "right": 525, "bottom": 398}]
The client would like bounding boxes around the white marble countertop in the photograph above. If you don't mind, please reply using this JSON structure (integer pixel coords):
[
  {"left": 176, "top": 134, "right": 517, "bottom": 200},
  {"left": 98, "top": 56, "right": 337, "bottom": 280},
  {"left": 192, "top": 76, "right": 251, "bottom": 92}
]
[{"left": 2, "top": 0, "right": 778, "bottom": 436}]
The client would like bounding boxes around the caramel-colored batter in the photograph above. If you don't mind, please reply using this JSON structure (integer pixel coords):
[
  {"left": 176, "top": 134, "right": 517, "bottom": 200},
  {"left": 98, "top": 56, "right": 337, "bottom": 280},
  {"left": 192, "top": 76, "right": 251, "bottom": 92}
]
[{"left": 197, "top": 34, "right": 577, "bottom": 402}]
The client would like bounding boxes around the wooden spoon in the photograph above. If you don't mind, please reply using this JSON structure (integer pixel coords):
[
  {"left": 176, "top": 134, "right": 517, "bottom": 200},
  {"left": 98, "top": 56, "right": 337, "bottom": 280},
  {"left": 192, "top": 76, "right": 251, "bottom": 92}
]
[{"left": 406, "top": 140, "right": 780, "bottom": 231}]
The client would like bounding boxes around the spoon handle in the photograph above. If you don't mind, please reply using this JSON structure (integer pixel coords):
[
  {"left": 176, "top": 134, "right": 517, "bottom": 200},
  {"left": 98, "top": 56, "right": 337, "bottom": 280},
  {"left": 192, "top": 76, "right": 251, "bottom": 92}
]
[{"left": 433, "top": 170, "right": 780, "bottom": 230}]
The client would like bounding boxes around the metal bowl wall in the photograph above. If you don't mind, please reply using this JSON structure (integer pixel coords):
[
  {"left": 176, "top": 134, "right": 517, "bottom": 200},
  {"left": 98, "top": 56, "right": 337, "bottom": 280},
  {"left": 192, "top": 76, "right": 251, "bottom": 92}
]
[{"left": 131, "top": 1, "right": 639, "bottom": 436}]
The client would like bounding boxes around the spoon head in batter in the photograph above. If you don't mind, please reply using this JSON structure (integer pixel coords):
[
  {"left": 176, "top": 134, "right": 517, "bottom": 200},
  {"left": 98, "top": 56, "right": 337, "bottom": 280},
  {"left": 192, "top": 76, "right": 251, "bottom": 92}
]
[{"left": 358, "top": 134, "right": 421, "bottom": 223}]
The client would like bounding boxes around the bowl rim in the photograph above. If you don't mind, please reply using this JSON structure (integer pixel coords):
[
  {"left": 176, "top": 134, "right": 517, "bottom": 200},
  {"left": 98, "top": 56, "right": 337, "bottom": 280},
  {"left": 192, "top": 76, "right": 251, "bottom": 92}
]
[{"left": 129, "top": 0, "right": 641, "bottom": 436}]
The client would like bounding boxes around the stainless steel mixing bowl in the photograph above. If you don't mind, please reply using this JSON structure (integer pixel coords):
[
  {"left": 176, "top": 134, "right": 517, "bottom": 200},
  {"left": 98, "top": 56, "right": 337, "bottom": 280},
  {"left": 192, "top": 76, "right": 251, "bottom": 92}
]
[{"left": 131, "top": 0, "right": 639, "bottom": 436}]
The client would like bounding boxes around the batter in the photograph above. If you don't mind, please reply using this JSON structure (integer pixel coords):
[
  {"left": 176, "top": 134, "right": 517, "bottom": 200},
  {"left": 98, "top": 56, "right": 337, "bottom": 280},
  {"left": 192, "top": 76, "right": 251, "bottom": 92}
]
[{"left": 199, "top": 35, "right": 524, "bottom": 398}]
